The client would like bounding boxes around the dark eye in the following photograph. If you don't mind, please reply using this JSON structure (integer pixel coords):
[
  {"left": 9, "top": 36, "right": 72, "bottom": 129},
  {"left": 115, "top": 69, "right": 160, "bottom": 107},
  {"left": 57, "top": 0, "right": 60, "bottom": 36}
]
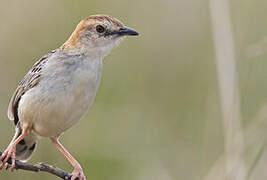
[{"left": 96, "top": 25, "right": 105, "bottom": 33}]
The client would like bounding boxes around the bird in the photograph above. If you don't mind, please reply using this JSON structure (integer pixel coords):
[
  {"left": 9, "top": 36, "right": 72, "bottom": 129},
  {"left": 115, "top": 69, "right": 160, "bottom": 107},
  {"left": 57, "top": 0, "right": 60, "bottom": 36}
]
[{"left": 0, "top": 14, "right": 138, "bottom": 180}]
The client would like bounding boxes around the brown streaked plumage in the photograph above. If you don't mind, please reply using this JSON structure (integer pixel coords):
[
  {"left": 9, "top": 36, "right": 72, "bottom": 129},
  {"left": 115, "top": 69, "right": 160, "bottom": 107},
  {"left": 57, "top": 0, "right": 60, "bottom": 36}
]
[
  {"left": 8, "top": 50, "right": 56, "bottom": 125},
  {"left": 1, "top": 14, "right": 138, "bottom": 180}
]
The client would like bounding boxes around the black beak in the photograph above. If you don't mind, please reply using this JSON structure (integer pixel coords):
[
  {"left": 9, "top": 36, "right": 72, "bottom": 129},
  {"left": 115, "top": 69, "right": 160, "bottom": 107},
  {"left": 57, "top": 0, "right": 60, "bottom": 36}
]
[
  {"left": 105, "top": 26, "right": 139, "bottom": 36},
  {"left": 117, "top": 26, "right": 139, "bottom": 36}
]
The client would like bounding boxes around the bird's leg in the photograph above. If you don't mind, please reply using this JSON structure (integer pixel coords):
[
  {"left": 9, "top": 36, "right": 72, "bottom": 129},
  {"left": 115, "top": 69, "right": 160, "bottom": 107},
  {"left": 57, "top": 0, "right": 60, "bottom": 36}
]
[
  {"left": 0, "top": 130, "right": 28, "bottom": 170},
  {"left": 50, "top": 137, "right": 86, "bottom": 180}
]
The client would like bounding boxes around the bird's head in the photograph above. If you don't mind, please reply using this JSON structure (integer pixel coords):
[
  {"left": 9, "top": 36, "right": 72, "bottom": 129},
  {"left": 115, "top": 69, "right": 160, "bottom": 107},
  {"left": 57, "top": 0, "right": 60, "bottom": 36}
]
[{"left": 61, "top": 14, "right": 138, "bottom": 57}]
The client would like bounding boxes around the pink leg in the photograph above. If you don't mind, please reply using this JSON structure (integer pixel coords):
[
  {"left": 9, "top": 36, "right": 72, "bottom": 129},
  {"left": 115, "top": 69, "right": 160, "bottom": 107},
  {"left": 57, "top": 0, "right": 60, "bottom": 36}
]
[
  {"left": 0, "top": 131, "right": 28, "bottom": 170},
  {"left": 50, "top": 137, "right": 86, "bottom": 180}
]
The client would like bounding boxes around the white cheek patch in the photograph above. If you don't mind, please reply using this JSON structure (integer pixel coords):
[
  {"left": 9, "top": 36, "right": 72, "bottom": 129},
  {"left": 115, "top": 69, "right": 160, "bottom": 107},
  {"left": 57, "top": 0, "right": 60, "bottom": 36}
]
[
  {"left": 114, "top": 37, "right": 125, "bottom": 47},
  {"left": 97, "top": 36, "right": 125, "bottom": 58}
]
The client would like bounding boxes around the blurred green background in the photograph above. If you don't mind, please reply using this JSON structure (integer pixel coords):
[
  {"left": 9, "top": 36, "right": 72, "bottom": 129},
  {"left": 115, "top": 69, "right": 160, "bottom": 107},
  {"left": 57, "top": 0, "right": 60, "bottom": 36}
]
[{"left": 1, "top": 0, "right": 267, "bottom": 180}]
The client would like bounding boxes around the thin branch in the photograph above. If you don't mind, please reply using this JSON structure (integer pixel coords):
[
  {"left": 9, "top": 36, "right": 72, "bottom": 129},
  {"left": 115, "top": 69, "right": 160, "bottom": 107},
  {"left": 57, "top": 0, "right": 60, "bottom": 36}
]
[{"left": 0, "top": 151, "right": 79, "bottom": 180}]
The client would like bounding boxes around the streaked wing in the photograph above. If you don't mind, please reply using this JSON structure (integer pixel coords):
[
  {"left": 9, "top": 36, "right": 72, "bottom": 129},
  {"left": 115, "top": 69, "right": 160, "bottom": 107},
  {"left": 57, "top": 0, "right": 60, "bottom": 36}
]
[{"left": 7, "top": 50, "right": 56, "bottom": 125}]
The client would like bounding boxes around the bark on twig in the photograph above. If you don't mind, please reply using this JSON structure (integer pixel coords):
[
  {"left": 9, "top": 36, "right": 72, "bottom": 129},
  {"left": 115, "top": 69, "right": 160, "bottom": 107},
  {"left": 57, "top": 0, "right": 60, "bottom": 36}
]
[{"left": 0, "top": 151, "right": 79, "bottom": 180}]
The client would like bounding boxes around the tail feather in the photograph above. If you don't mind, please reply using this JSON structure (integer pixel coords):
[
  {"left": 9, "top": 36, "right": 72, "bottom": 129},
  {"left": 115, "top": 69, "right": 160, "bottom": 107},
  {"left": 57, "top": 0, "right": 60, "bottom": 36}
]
[{"left": 13, "top": 122, "right": 37, "bottom": 162}]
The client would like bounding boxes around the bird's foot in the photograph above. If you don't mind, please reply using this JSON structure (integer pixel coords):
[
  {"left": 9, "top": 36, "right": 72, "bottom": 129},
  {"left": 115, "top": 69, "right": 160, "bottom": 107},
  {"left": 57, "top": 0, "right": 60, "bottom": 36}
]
[
  {"left": 0, "top": 145, "right": 16, "bottom": 170},
  {"left": 71, "top": 167, "right": 86, "bottom": 180}
]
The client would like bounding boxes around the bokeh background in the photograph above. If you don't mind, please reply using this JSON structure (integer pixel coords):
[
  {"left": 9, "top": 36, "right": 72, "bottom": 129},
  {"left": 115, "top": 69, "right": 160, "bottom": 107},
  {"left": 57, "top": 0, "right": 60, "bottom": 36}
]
[{"left": 1, "top": 0, "right": 267, "bottom": 180}]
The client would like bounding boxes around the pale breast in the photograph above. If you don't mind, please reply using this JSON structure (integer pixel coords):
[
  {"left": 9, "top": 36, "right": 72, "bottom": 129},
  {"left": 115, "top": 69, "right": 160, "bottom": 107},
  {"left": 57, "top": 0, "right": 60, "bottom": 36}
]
[{"left": 18, "top": 53, "right": 102, "bottom": 137}]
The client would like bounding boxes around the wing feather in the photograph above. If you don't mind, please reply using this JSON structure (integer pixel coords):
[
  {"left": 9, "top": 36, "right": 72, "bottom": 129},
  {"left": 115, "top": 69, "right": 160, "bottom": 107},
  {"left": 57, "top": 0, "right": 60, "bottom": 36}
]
[{"left": 7, "top": 50, "right": 56, "bottom": 125}]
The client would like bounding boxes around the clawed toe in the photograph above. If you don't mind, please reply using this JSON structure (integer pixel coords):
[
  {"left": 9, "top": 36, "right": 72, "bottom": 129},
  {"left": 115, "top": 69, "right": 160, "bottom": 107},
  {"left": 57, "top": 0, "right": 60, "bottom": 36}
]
[
  {"left": 0, "top": 147, "right": 16, "bottom": 170},
  {"left": 0, "top": 152, "right": 8, "bottom": 169},
  {"left": 71, "top": 168, "right": 86, "bottom": 180}
]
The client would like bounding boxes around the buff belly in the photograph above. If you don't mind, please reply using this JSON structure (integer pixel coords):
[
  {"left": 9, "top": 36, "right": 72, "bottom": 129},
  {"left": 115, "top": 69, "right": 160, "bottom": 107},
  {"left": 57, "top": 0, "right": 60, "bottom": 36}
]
[
  {"left": 17, "top": 58, "right": 102, "bottom": 137},
  {"left": 18, "top": 83, "right": 97, "bottom": 137}
]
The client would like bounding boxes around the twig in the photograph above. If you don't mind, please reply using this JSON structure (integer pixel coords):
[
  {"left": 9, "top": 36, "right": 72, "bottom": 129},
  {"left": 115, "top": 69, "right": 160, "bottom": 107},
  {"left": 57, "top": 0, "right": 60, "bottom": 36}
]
[{"left": 0, "top": 151, "right": 79, "bottom": 180}]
